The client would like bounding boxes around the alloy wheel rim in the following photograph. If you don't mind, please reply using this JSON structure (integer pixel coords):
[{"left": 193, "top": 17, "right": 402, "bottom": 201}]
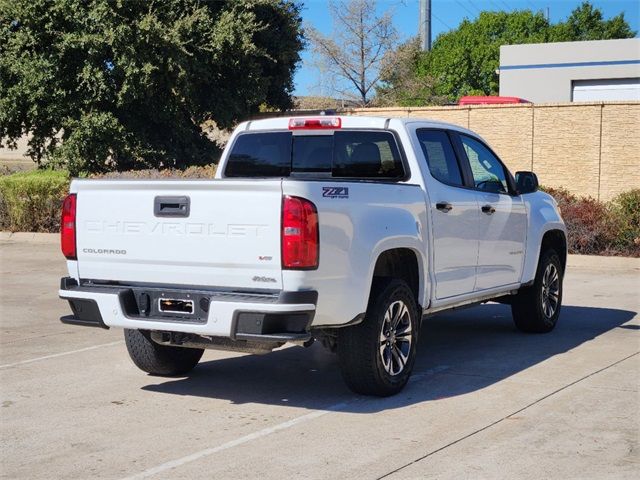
[
  {"left": 541, "top": 263, "right": 560, "bottom": 318},
  {"left": 379, "top": 300, "right": 412, "bottom": 376}
]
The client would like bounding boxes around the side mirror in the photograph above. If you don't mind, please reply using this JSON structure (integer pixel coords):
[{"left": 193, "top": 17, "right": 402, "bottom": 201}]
[{"left": 515, "top": 171, "right": 539, "bottom": 194}]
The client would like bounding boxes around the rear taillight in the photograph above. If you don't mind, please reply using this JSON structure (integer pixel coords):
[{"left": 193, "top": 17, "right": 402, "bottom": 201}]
[
  {"left": 282, "top": 196, "right": 319, "bottom": 269},
  {"left": 61, "top": 194, "right": 77, "bottom": 260}
]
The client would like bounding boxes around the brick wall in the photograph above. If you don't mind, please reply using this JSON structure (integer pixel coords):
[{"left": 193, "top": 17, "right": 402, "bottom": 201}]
[{"left": 345, "top": 102, "right": 640, "bottom": 201}]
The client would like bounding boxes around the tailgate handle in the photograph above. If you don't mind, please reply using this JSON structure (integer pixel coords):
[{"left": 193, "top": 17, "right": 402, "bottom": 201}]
[{"left": 154, "top": 196, "right": 190, "bottom": 217}]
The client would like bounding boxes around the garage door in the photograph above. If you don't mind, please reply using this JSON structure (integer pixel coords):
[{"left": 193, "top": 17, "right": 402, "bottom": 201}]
[{"left": 572, "top": 78, "right": 640, "bottom": 101}]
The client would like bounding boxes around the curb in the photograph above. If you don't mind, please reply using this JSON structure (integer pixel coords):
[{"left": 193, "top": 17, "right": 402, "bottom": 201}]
[
  {"left": 0, "top": 232, "right": 59, "bottom": 244},
  {"left": 567, "top": 253, "right": 640, "bottom": 270}
]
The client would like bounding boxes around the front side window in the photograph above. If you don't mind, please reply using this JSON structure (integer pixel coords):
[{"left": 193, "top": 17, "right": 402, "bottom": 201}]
[
  {"left": 460, "top": 135, "right": 509, "bottom": 193},
  {"left": 416, "top": 129, "right": 463, "bottom": 186},
  {"left": 225, "top": 130, "right": 404, "bottom": 179}
]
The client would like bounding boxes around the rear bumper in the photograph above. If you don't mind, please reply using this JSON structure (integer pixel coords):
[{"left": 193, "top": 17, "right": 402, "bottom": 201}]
[{"left": 59, "top": 278, "right": 316, "bottom": 342}]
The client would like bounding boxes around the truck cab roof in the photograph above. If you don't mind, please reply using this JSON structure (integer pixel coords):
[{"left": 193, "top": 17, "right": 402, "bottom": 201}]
[{"left": 240, "top": 115, "right": 478, "bottom": 138}]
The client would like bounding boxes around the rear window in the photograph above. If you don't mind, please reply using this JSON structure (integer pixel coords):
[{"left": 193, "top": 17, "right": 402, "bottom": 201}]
[
  {"left": 224, "top": 132, "right": 291, "bottom": 177},
  {"left": 225, "top": 130, "right": 405, "bottom": 179}
]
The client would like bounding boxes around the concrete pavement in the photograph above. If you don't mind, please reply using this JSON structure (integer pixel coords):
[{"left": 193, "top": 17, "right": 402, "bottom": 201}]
[{"left": 0, "top": 240, "right": 638, "bottom": 479}]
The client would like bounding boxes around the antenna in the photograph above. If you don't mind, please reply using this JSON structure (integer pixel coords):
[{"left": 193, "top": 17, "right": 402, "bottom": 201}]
[{"left": 419, "top": 0, "right": 432, "bottom": 51}]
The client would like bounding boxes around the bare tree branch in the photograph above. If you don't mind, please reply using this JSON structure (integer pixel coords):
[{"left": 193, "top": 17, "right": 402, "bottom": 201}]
[{"left": 306, "top": 0, "right": 398, "bottom": 106}]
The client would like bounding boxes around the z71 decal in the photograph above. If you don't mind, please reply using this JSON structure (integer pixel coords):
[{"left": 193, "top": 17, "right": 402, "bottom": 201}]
[{"left": 322, "top": 186, "right": 349, "bottom": 199}]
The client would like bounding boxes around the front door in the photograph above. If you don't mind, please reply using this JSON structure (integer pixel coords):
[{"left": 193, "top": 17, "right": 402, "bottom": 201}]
[{"left": 458, "top": 134, "right": 527, "bottom": 291}]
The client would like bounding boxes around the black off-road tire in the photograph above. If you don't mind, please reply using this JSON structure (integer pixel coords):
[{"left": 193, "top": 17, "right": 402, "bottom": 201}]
[
  {"left": 124, "top": 329, "right": 204, "bottom": 376},
  {"left": 511, "top": 249, "right": 563, "bottom": 333},
  {"left": 337, "top": 278, "right": 419, "bottom": 396}
]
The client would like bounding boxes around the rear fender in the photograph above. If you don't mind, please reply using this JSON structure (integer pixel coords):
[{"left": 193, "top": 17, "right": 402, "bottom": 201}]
[{"left": 281, "top": 180, "right": 428, "bottom": 327}]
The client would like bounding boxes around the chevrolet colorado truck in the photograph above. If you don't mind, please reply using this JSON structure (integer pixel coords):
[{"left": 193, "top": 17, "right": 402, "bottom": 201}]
[{"left": 59, "top": 115, "right": 567, "bottom": 396}]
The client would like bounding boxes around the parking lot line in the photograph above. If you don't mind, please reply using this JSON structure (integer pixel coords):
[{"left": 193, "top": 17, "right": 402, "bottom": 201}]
[
  {"left": 122, "top": 365, "right": 450, "bottom": 480},
  {"left": 377, "top": 351, "right": 640, "bottom": 479},
  {"left": 0, "top": 340, "right": 123, "bottom": 369},
  {"left": 121, "top": 401, "right": 350, "bottom": 480}
]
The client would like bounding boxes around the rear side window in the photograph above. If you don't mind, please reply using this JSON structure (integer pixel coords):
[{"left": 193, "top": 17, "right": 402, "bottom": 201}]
[
  {"left": 416, "top": 129, "right": 463, "bottom": 186},
  {"left": 225, "top": 132, "right": 291, "bottom": 177},
  {"left": 225, "top": 130, "right": 405, "bottom": 179},
  {"left": 333, "top": 131, "right": 404, "bottom": 178}
]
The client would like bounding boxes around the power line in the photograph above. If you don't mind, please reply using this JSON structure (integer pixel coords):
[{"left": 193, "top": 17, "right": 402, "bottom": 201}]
[
  {"left": 526, "top": 1, "right": 539, "bottom": 11},
  {"left": 454, "top": 0, "right": 476, "bottom": 17},
  {"left": 432, "top": 12, "right": 453, "bottom": 30},
  {"left": 499, "top": 0, "right": 513, "bottom": 11},
  {"left": 467, "top": 0, "right": 482, "bottom": 14}
]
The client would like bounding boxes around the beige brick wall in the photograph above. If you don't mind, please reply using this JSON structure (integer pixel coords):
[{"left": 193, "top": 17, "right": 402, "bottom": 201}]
[
  {"left": 600, "top": 104, "right": 640, "bottom": 201},
  {"left": 533, "top": 104, "right": 602, "bottom": 199},
  {"left": 469, "top": 105, "right": 533, "bottom": 175},
  {"left": 345, "top": 101, "right": 640, "bottom": 201}
]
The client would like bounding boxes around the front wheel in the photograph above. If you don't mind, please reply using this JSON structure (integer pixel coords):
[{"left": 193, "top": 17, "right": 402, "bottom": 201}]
[
  {"left": 511, "top": 249, "right": 563, "bottom": 333},
  {"left": 124, "top": 329, "right": 204, "bottom": 376},
  {"left": 337, "top": 278, "right": 419, "bottom": 396}
]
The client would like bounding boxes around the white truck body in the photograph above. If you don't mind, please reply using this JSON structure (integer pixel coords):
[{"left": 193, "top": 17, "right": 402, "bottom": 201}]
[{"left": 59, "top": 115, "right": 566, "bottom": 395}]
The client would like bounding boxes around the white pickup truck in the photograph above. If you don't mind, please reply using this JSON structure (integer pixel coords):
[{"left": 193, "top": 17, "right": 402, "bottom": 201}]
[{"left": 59, "top": 115, "right": 566, "bottom": 396}]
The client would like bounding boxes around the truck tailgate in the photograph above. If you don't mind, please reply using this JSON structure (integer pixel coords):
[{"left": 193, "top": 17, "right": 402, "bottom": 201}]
[{"left": 72, "top": 179, "right": 283, "bottom": 290}]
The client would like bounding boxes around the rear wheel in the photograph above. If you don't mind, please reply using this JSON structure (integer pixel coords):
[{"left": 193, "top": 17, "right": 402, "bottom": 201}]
[
  {"left": 124, "top": 329, "right": 204, "bottom": 376},
  {"left": 337, "top": 278, "right": 419, "bottom": 396},
  {"left": 511, "top": 249, "right": 563, "bottom": 333}
]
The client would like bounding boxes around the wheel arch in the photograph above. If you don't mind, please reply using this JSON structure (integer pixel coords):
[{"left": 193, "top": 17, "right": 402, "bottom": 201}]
[
  {"left": 541, "top": 229, "right": 567, "bottom": 272},
  {"left": 368, "top": 248, "right": 424, "bottom": 310},
  {"left": 522, "top": 224, "right": 568, "bottom": 285}
]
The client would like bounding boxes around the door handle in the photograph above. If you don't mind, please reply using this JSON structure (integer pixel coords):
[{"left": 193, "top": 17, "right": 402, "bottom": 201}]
[
  {"left": 436, "top": 202, "right": 453, "bottom": 212},
  {"left": 154, "top": 196, "right": 190, "bottom": 217},
  {"left": 481, "top": 204, "right": 496, "bottom": 215}
]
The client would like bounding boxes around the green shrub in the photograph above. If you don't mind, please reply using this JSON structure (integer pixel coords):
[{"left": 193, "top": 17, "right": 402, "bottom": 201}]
[{"left": 0, "top": 170, "right": 69, "bottom": 232}]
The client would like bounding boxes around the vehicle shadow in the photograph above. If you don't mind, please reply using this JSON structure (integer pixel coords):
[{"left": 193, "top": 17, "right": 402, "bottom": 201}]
[{"left": 141, "top": 304, "right": 637, "bottom": 413}]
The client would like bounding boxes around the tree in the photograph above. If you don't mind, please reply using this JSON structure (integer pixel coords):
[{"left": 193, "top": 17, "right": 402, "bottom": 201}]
[
  {"left": 376, "top": 38, "right": 446, "bottom": 107},
  {"left": 0, "top": 0, "right": 303, "bottom": 174},
  {"left": 426, "top": 10, "right": 552, "bottom": 100},
  {"left": 550, "top": 1, "right": 636, "bottom": 41},
  {"left": 379, "top": 1, "right": 636, "bottom": 103},
  {"left": 307, "top": 0, "right": 397, "bottom": 106}
]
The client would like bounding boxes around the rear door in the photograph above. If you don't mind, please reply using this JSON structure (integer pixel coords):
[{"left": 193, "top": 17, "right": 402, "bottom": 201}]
[
  {"left": 456, "top": 134, "right": 527, "bottom": 290},
  {"left": 74, "top": 179, "right": 284, "bottom": 289},
  {"left": 414, "top": 129, "right": 480, "bottom": 299}
]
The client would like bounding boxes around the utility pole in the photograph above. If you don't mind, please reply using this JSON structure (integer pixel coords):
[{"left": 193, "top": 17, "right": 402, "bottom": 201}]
[{"left": 419, "top": 0, "right": 431, "bottom": 51}]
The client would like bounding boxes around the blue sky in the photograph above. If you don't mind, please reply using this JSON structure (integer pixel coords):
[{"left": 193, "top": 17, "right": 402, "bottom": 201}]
[{"left": 293, "top": 0, "right": 640, "bottom": 96}]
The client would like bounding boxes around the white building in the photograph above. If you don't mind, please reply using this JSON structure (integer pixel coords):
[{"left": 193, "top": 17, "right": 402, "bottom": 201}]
[{"left": 499, "top": 38, "right": 640, "bottom": 102}]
